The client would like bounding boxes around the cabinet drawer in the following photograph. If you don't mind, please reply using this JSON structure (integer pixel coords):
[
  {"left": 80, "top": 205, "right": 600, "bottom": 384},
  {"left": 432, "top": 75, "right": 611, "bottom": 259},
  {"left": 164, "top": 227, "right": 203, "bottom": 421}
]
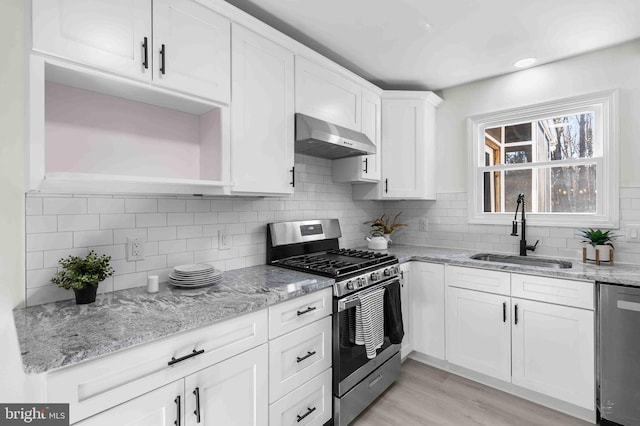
[
  {"left": 446, "top": 265, "right": 510, "bottom": 295},
  {"left": 269, "top": 316, "right": 332, "bottom": 403},
  {"left": 512, "top": 274, "right": 594, "bottom": 310},
  {"left": 269, "top": 288, "right": 332, "bottom": 339},
  {"left": 269, "top": 369, "right": 332, "bottom": 426},
  {"left": 48, "top": 309, "right": 267, "bottom": 424}
]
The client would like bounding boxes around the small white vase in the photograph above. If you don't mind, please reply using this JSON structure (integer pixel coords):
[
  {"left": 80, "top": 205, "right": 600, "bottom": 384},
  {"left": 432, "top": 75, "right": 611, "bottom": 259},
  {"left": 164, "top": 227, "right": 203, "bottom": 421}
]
[
  {"left": 585, "top": 245, "right": 612, "bottom": 262},
  {"left": 383, "top": 234, "right": 392, "bottom": 245}
]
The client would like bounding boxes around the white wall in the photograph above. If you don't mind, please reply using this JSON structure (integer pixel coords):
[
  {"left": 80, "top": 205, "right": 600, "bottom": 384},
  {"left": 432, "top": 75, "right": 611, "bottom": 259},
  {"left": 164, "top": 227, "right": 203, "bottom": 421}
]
[
  {"left": 0, "top": 0, "right": 27, "bottom": 403},
  {"left": 436, "top": 39, "right": 640, "bottom": 193}
]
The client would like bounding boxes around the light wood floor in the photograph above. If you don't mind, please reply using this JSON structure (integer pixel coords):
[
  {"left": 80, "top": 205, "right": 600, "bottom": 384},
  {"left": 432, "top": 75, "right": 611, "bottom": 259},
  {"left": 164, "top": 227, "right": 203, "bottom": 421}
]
[{"left": 351, "top": 359, "right": 592, "bottom": 426}]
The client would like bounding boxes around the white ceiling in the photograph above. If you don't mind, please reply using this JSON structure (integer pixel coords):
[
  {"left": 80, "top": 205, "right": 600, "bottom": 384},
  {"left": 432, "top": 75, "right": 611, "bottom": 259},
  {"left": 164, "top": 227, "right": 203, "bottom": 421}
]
[{"left": 224, "top": 0, "right": 640, "bottom": 91}]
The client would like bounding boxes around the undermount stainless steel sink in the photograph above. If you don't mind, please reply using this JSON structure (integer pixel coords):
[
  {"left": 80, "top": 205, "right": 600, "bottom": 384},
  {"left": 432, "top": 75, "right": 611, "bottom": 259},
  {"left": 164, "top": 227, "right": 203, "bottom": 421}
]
[{"left": 470, "top": 253, "right": 573, "bottom": 269}]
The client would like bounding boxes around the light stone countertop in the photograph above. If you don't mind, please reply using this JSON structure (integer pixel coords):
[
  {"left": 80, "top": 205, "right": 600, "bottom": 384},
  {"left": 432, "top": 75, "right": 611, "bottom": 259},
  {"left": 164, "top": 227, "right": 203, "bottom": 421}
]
[
  {"left": 383, "top": 244, "right": 640, "bottom": 286},
  {"left": 14, "top": 265, "right": 334, "bottom": 374}
]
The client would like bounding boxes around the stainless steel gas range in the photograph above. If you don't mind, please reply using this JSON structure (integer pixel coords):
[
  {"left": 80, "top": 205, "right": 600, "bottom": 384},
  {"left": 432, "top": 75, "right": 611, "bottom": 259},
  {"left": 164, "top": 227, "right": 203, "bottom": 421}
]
[{"left": 267, "top": 219, "right": 403, "bottom": 426}]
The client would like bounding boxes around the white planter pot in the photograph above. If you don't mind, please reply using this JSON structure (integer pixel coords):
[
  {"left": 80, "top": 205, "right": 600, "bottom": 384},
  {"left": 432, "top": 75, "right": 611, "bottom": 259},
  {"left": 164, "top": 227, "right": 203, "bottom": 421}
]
[{"left": 585, "top": 245, "right": 612, "bottom": 262}]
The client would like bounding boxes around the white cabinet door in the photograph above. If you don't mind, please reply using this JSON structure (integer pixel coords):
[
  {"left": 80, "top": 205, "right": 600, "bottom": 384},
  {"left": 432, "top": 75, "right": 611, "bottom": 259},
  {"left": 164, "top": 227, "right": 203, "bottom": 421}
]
[
  {"left": 32, "top": 0, "right": 152, "bottom": 80},
  {"left": 511, "top": 298, "right": 594, "bottom": 409},
  {"left": 184, "top": 344, "right": 268, "bottom": 426},
  {"left": 153, "top": 0, "right": 230, "bottom": 103},
  {"left": 400, "top": 263, "right": 411, "bottom": 359},
  {"left": 75, "top": 380, "right": 184, "bottom": 426},
  {"left": 295, "top": 56, "right": 361, "bottom": 131},
  {"left": 231, "top": 25, "right": 294, "bottom": 194},
  {"left": 332, "top": 88, "right": 381, "bottom": 183},
  {"left": 411, "top": 262, "right": 446, "bottom": 360},
  {"left": 446, "top": 287, "right": 511, "bottom": 382}
]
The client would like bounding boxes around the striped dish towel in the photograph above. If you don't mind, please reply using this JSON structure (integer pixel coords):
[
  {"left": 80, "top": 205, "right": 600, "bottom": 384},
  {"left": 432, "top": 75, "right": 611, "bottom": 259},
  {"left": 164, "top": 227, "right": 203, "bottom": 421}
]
[{"left": 355, "top": 287, "right": 386, "bottom": 359}]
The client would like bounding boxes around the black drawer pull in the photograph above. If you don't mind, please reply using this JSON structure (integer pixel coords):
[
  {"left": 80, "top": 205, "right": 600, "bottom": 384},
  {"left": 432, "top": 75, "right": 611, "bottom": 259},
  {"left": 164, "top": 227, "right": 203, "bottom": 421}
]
[
  {"left": 385, "top": 178, "right": 389, "bottom": 193},
  {"left": 174, "top": 395, "right": 181, "bottom": 426},
  {"left": 514, "top": 304, "right": 519, "bottom": 325},
  {"left": 502, "top": 302, "right": 507, "bottom": 323},
  {"left": 296, "top": 406, "right": 316, "bottom": 422},
  {"left": 296, "top": 306, "right": 317, "bottom": 316},
  {"left": 142, "top": 37, "right": 149, "bottom": 69},
  {"left": 193, "top": 387, "right": 201, "bottom": 423},
  {"left": 160, "top": 44, "right": 166, "bottom": 75},
  {"left": 168, "top": 349, "right": 205, "bottom": 366},
  {"left": 296, "top": 350, "right": 316, "bottom": 363}
]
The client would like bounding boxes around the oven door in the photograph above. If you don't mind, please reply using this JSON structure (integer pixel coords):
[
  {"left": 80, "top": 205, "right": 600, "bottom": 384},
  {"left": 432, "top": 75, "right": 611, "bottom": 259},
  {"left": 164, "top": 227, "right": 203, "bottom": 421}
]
[{"left": 333, "top": 277, "right": 402, "bottom": 397}]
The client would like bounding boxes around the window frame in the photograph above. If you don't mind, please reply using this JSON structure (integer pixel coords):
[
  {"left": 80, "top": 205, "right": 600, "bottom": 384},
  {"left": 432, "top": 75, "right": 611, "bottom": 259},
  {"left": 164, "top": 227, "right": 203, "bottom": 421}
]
[{"left": 467, "top": 90, "right": 619, "bottom": 228}]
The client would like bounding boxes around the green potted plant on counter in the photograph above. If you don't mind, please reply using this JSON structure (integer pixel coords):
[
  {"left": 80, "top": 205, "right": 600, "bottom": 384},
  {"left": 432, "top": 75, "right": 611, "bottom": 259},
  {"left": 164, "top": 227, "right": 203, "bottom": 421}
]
[
  {"left": 52, "top": 250, "right": 115, "bottom": 304},
  {"left": 364, "top": 212, "right": 408, "bottom": 244},
  {"left": 579, "top": 228, "right": 617, "bottom": 264}
]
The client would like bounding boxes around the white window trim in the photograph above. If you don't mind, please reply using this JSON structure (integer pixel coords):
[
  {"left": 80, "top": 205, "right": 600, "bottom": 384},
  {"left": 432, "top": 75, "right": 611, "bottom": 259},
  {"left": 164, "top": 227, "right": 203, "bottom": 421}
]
[{"left": 467, "top": 89, "right": 619, "bottom": 228}]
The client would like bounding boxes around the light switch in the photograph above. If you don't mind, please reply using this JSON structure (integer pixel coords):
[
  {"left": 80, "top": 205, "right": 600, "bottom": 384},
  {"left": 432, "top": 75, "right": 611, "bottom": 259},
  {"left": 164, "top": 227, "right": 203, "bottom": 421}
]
[{"left": 627, "top": 225, "right": 640, "bottom": 243}]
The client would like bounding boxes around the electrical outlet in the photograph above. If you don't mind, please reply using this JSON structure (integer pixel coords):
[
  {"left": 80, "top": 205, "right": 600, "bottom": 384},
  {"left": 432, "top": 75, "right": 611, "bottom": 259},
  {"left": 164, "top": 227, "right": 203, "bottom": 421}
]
[
  {"left": 127, "top": 237, "right": 145, "bottom": 261},
  {"left": 419, "top": 218, "right": 428, "bottom": 232},
  {"left": 219, "top": 228, "right": 231, "bottom": 250},
  {"left": 627, "top": 225, "right": 640, "bottom": 243}
]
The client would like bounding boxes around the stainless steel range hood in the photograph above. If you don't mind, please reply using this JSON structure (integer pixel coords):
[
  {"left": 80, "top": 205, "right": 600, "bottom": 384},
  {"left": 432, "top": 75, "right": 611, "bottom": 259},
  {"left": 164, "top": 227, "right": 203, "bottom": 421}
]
[{"left": 295, "top": 113, "right": 376, "bottom": 159}]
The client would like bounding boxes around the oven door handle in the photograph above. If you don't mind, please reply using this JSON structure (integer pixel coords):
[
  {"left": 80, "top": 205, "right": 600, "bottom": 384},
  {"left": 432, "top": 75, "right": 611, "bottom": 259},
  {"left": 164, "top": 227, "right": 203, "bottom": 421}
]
[{"left": 338, "top": 278, "right": 399, "bottom": 312}]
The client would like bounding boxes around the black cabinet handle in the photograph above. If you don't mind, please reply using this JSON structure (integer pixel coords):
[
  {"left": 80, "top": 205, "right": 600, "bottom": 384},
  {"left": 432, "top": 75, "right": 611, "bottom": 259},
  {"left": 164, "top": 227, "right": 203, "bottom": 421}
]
[
  {"left": 503, "top": 302, "right": 507, "bottom": 322},
  {"left": 514, "top": 304, "right": 519, "bottom": 325},
  {"left": 193, "top": 387, "right": 201, "bottom": 423},
  {"left": 363, "top": 157, "right": 368, "bottom": 173},
  {"left": 290, "top": 166, "right": 295, "bottom": 187},
  {"left": 160, "top": 44, "right": 166, "bottom": 75},
  {"left": 168, "top": 349, "right": 205, "bottom": 366},
  {"left": 296, "top": 350, "right": 316, "bottom": 363},
  {"left": 296, "top": 306, "right": 316, "bottom": 316},
  {"left": 385, "top": 178, "right": 388, "bottom": 193},
  {"left": 174, "top": 395, "right": 181, "bottom": 426},
  {"left": 142, "top": 37, "right": 149, "bottom": 69},
  {"left": 296, "top": 406, "right": 316, "bottom": 422}
]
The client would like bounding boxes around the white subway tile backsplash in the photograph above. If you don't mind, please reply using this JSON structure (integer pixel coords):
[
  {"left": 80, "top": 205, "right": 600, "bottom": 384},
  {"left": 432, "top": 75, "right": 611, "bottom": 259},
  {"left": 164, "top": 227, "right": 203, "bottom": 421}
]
[
  {"left": 186, "top": 199, "right": 211, "bottom": 212},
  {"left": 58, "top": 214, "right": 100, "bottom": 232},
  {"left": 100, "top": 214, "right": 136, "bottom": 229},
  {"left": 167, "top": 213, "right": 194, "bottom": 226},
  {"left": 90, "top": 244, "right": 126, "bottom": 260},
  {"left": 26, "top": 216, "right": 58, "bottom": 233},
  {"left": 166, "top": 252, "right": 193, "bottom": 266},
  {"left": 26, "top": 197, "right": 43, "bottom": 215},
  {"left": 187, "top": 237, "right": 212, "bottom": 251},
  {"left": 147, "top": 227, "right": 176, "bottom": 241},
  {"left": 26, "top": 285, "right": 73, "bottom": 306},
  {"left": 211, "top": 200, "right": 234, "bottom": 211},
  {"left": 113, "top": 272, "right": 147, "bottom": 291},
  {"left": 135, "top": 255, "right": 167, "bottom": 272},
  {"left": 110, "top": 259, "right": 137, "bottom": 275},
  {"left": 125, "top": 198, "right": 157, "bottom": 213},
  {"left": 158, "top": 199, "right": 186, "bottom": 212},
  {"left": 158, "top": 239, "right": 187, "bottom": 254},
  {"left": 43, "top": 247, "right": 89, "bottom": 268},
  {"left": 144, "top": 242, "right": 159, "bottom": 257},
  {"left": 177, "top": 225, "right": 202, "bottom": 239},
  {"left": 44, "top": 198, "right": 87, "bottom": 215},
  {"left": 74, "top": 230, "right": 113, "bottom": 247},
  {"left": 26, "top": 268, "right": 58, "bottom": 288},
  {"left": 136, "top": 213, "right": 167, "bottom": 227},
  {"left": 88, "top": 198, "right": 125, "bottom": 214},
  {"left": 27, "top": 232, "right": 73, "bottom": 252},
  {"left": 218, "top": 212, "right": 239, "bottom": 223},
  {"left": 194, "top": 212, "right": 217, "bottom": 225},
  {"left": 26, "top": 252, "right": 44, "bottom": 270},
  {"left": 114, "top": 228, "right": 147, "bottom": 243}
]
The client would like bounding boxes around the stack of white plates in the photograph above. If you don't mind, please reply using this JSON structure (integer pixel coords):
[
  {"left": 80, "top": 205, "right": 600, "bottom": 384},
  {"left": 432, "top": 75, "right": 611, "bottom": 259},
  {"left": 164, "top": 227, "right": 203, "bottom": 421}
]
[{"left": 168, "top": 264, "right": 223, "bottom": 288}]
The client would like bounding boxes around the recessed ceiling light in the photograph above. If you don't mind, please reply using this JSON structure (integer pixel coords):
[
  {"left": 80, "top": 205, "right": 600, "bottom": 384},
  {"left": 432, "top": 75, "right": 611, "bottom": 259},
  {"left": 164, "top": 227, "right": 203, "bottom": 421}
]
[{"left": 513, "top": 57, "right": 536, "bottom": 68}]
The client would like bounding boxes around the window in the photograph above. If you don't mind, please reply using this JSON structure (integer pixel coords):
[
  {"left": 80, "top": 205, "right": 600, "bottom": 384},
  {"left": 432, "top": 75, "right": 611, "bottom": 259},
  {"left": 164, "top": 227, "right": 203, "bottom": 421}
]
[{"left": 468, "top": 90, "right": 618, "bottom": 227}]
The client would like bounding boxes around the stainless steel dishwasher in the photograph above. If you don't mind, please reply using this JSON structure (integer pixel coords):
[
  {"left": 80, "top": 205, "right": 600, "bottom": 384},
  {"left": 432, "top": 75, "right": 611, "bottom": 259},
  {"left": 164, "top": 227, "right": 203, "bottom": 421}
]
[{"left": 599, "top": 283, "right": 640, "bottom": 425}]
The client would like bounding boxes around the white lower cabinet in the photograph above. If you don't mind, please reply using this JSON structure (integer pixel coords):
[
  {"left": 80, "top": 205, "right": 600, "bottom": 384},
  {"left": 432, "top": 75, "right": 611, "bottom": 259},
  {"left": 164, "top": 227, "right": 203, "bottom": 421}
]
[
  {"left": 185, "top": 344, "right": 268, "bottom": 426},
  {"left": 446, "top": 286, "right": 511, "bottom": 382},
  {"left": 511, "top": 298, "right": 594, "bottom": 409},
  {"left": 445, "top": 265, "right": 595, "bottom": 411},
  {"left": 399, "top": 263, "right": 411, "bottom": 358},
  {"left": 75, "top": 380, "right": 184, "bottom": 426},
  {"left": 410, "top": 262, "right": 445, "bottom": 360},
  {"left": 77, "top": 344, "right": 268, "bottom": 426},
  {"left": 268, "top": 292, "right": 333, "bottom": 426},
  {"left": 269, "top": 369, "right": 332, "bottom": 426}
]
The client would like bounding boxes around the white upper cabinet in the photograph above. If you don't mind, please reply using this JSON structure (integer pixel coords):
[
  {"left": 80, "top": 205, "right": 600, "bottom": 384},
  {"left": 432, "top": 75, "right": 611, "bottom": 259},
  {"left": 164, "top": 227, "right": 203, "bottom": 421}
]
[
  {"left": 153, "top": 0, "right": 231, "bottom": 103},
  {"left": 32, "top": 0, "right": 231, "bottom": 104},
  {"left": 295, "top": 56, "right": 362, "bottom": 131},
  {"left": 352, "top": 91, "right": 442, "bottom": 200},
  {"left": 230, "top": 24, "right": 294, "bottom": 195},
  {"left": 332, "top": 88, "right": 382, "bottom": 183},
  {"left": 32, "top": 0, "right": 152, "bottom": 81}
]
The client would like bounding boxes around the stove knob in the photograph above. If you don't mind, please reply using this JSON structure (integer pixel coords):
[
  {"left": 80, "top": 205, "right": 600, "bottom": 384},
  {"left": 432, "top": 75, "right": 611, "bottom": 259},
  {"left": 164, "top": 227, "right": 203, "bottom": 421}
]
[
  {"left": 346, "top": 280, "right": 354, "bottom": 290},
  {"left": 394, "top": 265, "right": 400, "bottom": 274},
  {"left": 359, "top": 278, "right": 366, "bottom": 288},
  {"left": 384, "top": 268, "right": 391, "bottom": 276},
  {"left": 370, "top": 273, "right": 377, "bottom": 281}
]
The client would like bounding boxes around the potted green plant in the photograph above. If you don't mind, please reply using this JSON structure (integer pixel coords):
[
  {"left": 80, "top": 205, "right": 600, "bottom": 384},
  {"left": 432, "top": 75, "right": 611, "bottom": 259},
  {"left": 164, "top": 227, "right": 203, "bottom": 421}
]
[
  {"left": 364, "top": 212, "right": 408, "bottom": 243},
  {"left": 579, "top": 228, "right": 617, "bottom": 262},
  {"left": 51, "top": 250, "right": 115, "bottom": 304}
]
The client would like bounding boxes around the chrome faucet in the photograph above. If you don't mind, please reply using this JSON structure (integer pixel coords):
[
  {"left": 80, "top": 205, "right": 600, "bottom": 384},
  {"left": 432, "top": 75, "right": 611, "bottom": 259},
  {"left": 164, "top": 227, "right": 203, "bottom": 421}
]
[{"left": 510, "top": 193, "right": 539, "bottom": 256}]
